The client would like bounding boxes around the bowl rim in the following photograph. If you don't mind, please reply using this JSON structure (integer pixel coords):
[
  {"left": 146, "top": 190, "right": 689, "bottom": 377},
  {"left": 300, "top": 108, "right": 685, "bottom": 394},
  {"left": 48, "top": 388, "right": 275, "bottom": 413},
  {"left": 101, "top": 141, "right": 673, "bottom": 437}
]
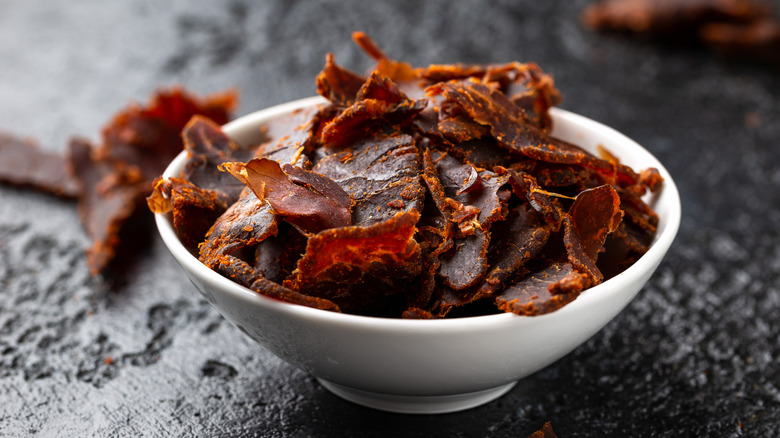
[{"left": 154, "top": 96, "right": 681, "bottom": 331}]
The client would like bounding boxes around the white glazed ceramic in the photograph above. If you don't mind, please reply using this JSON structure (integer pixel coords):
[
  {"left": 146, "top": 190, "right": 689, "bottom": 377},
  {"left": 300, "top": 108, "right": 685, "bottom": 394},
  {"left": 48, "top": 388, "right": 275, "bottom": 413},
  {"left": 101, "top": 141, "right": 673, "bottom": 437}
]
[{"left": 154, "top": 96, "right": 681, "bottom": 414}]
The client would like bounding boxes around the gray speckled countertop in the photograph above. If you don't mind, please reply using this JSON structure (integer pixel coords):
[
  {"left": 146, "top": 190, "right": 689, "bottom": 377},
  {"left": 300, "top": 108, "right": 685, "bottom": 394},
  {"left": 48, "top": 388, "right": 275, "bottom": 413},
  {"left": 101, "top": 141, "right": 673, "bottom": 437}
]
[{"left": 1, "top": 1, "right": 779, "bottom": 436}]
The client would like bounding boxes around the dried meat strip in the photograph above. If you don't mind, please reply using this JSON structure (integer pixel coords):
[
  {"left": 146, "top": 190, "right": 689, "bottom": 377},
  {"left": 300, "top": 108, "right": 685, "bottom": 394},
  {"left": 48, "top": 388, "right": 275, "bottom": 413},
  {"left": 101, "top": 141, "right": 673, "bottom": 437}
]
[
  {"left": 494, "top": 262, "right": 583, "bottom": 316},
  {"left": 181, "top": 116, "right": 255, "bottom": 202},
  {"left": 221, "top": 158, "right": 351, "bottom": 235},
  {"left": 0, "top": 133, "right": 80, "bottom": 197},
  {"left": 284, "top": 210, "right": 422, "bottom": 316},
  {"left": 147, "top": 177, "right": 231, "bottom": 249},
  {"left": 313, "top": 131, "right": 424, "bottom": 226},
  {"left": 563, "top": 185, "right": 623, "bottom": 285}
]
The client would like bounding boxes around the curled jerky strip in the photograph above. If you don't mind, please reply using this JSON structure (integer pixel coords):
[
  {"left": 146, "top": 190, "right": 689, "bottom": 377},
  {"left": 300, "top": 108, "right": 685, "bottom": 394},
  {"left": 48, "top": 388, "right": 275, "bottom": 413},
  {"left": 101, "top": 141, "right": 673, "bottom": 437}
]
[{"left": 221, "top": 158, "right": 351, "bottom": 235}]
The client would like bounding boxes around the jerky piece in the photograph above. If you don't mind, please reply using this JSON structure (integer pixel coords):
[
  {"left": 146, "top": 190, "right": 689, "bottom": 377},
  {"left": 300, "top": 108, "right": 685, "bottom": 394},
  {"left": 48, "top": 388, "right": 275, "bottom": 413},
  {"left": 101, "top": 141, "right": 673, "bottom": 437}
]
[
  {"left": 320, "top": 92, "right": 426, "bottom": 149},
  {"left": 76, "top": 87, "right": 236, "bottom": 275},
  {"left": 699, "top": 19, "right": 780, "bottom": 65},
  {"left": 529, "top": 422, "right": 558, "bottom": 438},
  {"left": 580, "top": 0, "right": 773, "bottom": 40},
  {"left": 432, "top": 80, "right": 638, "bottom": 186},
  {"left": 0, "top": 133, "right": 80, "bottom": 197},
  {"left": 222, "top": 158, "right": 351, "bottom": 235},
  {"left": 563, "top": 185, "right": 623, "bottom": 285},
  {"left": 198, "top": 188, "right": 278, "bottom": 286},
  {"left": 147, "top": 177, "right": 231, "bottom": 249},
  {"left": 313, "top": 131, "right": 424, "bottom": 226},
  {"left": 437, "top": 230, "right": 491, "bottom": 291},
  {"left": 181, "top": 116, "right": 255, "bottom": 201},
  {"left": 476, "top": 205, "right": 552, "bottom": 298},
  {"left": 494, "top": 262, "right": 584, "bottom": 316},
  {"left": 508, "top": 170, "right": 563, "bottom": 228},
  {"left": 352, "top": 31, "right": 419, "bottom": 88},
  {"left": 68, "top": 138, "right": 150, "bottom": 275},
  {"left": 256, "top": 104, "right": 327, "bottom": 164},
  {"left": 284, "top": 210, "right": 422, "bottom": 316},
  {"left": 254, "top": 223, "right": 308, "bottom": 284},
  {"left": 250, "top": 277, "right": 340, "bottom": 312},
  {"left": 316, "top": 53, "right": 367, "bottom": 107},
  {"left": 99, "top": 87, "right": 236, "bottom": 182}
]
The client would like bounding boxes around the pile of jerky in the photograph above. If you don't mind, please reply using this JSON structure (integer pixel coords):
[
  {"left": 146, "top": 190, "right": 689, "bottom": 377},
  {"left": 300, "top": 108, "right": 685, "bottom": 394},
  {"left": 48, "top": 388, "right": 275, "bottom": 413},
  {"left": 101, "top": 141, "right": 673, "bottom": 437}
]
[{"left": 148, "top": 33, "right": 664, "bottom": 318}]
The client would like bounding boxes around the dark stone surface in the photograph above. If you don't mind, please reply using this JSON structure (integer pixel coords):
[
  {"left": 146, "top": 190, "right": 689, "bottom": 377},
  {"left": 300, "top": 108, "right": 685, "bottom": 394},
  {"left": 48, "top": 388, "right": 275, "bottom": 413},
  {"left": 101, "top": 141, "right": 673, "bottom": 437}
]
[{"left": 1, "top": 1, "right": 779, "bottom": 436}]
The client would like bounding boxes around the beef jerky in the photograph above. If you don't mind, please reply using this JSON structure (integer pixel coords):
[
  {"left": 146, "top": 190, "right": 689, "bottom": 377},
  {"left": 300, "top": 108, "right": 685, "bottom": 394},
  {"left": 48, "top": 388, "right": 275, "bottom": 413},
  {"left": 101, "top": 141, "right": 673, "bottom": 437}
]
[
  {"left": 284, "top": 210, "right": 422, "bottom": 316},
  {"left": 580, "top": 0, "right": 773, "bottom": 39},
  {"left": 74, "top": 87, "right": 236, "bottom": 275},
  {"left": 563, "top": 185, "right": 623, "bottom": 285},
  {"left": 250, "top": 277, "right": 340, "bottom": 312},
  {"left": 699, "top": 18, "right": 780, "bottom": 65},
  {"left": 198, "top": 188, "right": 278, "bottom": 286},
  {"left": 529, "top": 422, "right": 558, "bottom": 438},
  {"left": 316, "top": 53, "right": 366, "bottom": 107},
  {"left": 495, "top": 262, "right": 585, "bottom": 316},
  {"left": 147, "top": 177, "right": 232, "bottom": 249},
  {"left": 313, "top": 131, "right": 424, "bottom": 226},
  {"left": 508, "top": 170, "right": 563, "bottom": 228},
  {"left": 256, "top": 104, "right": 328, "bottom": 164},
  {"left": 98, "top": 87, "right": 235, "bottom": 182},
  {"left": 476, "top": 205, "right": 552, "bottom": 298},
  {"left": 221, "top": 158, "right": 351, "bottom": 235},
  {"left": 0, "top": 133, "right": 80, "bottom": 197},
  {"left": 181, "top": 116, "right": 255, "bottom": 201},
  {"left": 253, "top": 223, "right": 308, "bottom": 284}
]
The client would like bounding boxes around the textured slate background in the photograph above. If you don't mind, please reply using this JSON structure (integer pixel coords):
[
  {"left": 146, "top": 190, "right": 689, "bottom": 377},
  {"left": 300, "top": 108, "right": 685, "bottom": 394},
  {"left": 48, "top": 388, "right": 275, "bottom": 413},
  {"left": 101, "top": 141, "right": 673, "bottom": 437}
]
[{"left": 1, "top": 1, "right": 779, "bottom": 436}]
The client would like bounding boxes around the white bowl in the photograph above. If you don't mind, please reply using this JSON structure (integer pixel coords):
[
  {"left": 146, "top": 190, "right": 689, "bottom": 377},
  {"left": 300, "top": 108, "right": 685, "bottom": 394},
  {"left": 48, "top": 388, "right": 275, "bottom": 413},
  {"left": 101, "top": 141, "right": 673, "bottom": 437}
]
[{"left": 154, "top": 96, "right": 681, "bottom": 414}]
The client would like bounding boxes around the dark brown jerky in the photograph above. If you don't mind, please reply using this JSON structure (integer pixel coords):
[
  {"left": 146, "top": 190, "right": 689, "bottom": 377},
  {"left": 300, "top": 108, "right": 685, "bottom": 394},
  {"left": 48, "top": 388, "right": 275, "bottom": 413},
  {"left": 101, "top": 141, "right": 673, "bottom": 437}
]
[
  {"left": 508, "top": 170, "right": 563, "bottom": 228},
  {"left": 69, "top": 87, "right": 236, "bottom": 275},
  {"left": 437, "top": 230, "right": 491, "bottom": 290},
  {"left": 320, "top": 96, "right": 426, "bottom": 149},
  {"left": 313, "top": 132, "right": 424, "bottom": 226},
  {"left": 477, "top": 205, "right": 552, "bottom": 298},
  {"left": 316, "top": 53, "right": 366, "bottom": 107},
  {"left": 284, "top": 210, "right": 422, "bottom": 316},
  {"left": 147, "top": 177, "right": 232, "bottom": 249},
  {"left": 0, "top": 133, "right": 80, "bottom": 197},
  {"left": 253, "top": 224, "right": 308, "bottom": 284},
  {"left": 98, "top": 87, "right": 235, "bottom": 183},
  {"left": 222, "top": 158, "right": 351, "bottom": 235},
  {"left": 700, "top": 19, "right": 780, "bottom": 65},
  {"left": 529, "top": 422, "right": 558, "bottom": 438},
  {"left": 250, "top": 277, "right": 340, "bottom": 312},
  {"left": 494, "top": 262, "right": 584, "bottom": 316},
  {"left": 256, "top": 104, "right": 327, "bottom": 166},
  {"left": 181, "top": 116, "right": 255, "bottom": 201},
  {"left": 68, "top": 138, "right": 150, "bottom": 275},
  {"left": 563, "top": 185, "right": 623, "bottom": 285},
  {"left": 198, "top": 188, "right": 278, "bottom": 286},
  {"left": 580, "top": 0, "right": 773, "bottom": 40}
]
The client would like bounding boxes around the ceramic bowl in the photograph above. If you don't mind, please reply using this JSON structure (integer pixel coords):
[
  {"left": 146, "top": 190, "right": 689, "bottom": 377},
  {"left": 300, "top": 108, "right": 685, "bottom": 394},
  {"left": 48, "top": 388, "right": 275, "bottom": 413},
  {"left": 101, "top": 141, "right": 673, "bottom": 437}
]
[{"left": 154, "top": 96, "right": 681, "bottom": 414}]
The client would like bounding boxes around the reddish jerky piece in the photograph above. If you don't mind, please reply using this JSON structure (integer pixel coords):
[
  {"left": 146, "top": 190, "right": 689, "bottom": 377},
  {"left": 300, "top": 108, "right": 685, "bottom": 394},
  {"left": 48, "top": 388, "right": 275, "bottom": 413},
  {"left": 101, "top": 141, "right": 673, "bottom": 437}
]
[
  {"left": 181, "top": 116, "right": 255, "bottom": 202},
  {"left": 477, "top": 205, "right": 552, "bottom": 298},
  {"left": 313, "top": 132, "right": 424, "bottom": 226},
  {"left": 321, "top": 97, "right": 426, "bottom": 149},
  {"left": 580, "top": 0, "right": 773, "bottom": 40},
  {"left": 198, "top": 188, "right": 279, "bottom": 286},
  {"left": 222, "top": 158, "right": 351, "bottom": 235},
  {"left": 68, "top": 138, "right": 150, "bottom": 275},
  {"left": 700, "top": 19, "right": 780, "bottom": 65},
  {"left": 256, "top": 104, "right": 326, "bottom": 164},
  {"left": 316, "top": 53, "right": 366, "bottom": 107},
  {"left": 147, "top": 177, "right": 232, "bottom": 249},
  {"left": 508, "top": 170, "right": 563, "bottom": 228},
  {"left": 0, "top": 133, "right": 80, "bottom": 197},
  {"left": 254, "top": 224, "right": 308, "bottom": 284},
  {"left": 495, "top": 262, "right": 584, "bottom": 316},
  {"left": 529, "top": 422, "right": 558, "bottom": 438},
  {"left": 99, "top": 87, "right": 236, "bottom": 182},
  {"left": 352, "top": 32, "right": 419, "bottom": 86},
  {"left": 563, "top": 185, "right": 623, "bottom": 285},
  {"left": 438, "top": 230, "right": 491, "bottom": 291},
  {"left": 284, "top": 210, "right": 422, "bottom": 316},
  {"left": 250, "top": 277, "right": 340, "bottom": 312}
]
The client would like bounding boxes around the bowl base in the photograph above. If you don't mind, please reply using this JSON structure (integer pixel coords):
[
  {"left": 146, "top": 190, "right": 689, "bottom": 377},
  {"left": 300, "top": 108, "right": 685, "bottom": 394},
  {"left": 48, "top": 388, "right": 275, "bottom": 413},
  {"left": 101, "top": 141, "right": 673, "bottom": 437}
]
[{"left": 317, "top": 379, "right": 517, "bottom": 414}]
